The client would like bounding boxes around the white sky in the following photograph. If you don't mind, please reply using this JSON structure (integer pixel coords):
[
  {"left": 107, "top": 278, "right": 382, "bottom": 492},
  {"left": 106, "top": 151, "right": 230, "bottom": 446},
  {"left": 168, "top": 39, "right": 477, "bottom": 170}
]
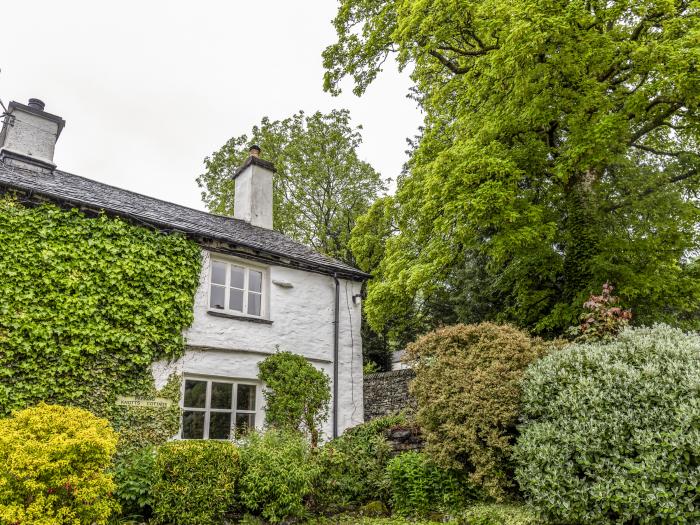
[{"left": 2, "top": 1, "right": 422, "bottom": 210}]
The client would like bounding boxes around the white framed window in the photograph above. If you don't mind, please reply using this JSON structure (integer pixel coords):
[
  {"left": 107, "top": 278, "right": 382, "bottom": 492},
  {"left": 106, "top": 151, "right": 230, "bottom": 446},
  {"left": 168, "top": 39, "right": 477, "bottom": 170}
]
[
  {"left": 181, "top": 377, "right": 258, "bottom": 440},
  {"left": 209, "top": 258, "right": 266, "bottom": 318}
]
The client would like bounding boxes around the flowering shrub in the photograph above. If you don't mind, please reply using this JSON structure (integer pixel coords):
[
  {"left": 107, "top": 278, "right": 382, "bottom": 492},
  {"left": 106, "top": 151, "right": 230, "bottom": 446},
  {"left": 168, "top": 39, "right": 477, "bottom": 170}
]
[
  {"left": 0, "top": 404, "right": 119, "bottom": 525},
  {"left": 515, "top": 325, "right": 700, "bottom": 524},
  {"left": 571, "top": 282, "right": 632, "bottom": 341}
]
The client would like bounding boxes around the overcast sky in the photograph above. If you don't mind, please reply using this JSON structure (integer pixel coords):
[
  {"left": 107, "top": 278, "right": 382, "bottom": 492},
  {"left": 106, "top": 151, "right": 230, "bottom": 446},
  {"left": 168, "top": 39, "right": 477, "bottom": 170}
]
[{"left": 2, "top": 1, "right": 422, "bottom": 210}]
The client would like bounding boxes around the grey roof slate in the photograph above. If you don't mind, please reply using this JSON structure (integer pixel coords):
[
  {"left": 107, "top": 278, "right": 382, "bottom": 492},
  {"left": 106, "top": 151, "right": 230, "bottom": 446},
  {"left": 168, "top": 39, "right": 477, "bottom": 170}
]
[{"left": 0, "top": 161, "right": 369, "bottom": 280}]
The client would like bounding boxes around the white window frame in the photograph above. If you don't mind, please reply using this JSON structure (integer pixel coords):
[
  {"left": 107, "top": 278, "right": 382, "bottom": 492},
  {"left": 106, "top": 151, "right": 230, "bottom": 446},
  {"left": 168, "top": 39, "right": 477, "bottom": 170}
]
[
  {"left": 208, "top": 256, "right": 268, "bottom": 319},
  {"left": 181, "top": 375, "right": 260, "bottom": 440}
]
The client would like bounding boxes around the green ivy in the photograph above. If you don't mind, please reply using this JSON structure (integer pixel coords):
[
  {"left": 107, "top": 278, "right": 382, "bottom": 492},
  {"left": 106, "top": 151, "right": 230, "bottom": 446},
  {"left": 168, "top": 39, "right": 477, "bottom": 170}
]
[
  {"left": 111, "top": 373, "right": 183, "bottom": 457},
  {"left": 0, "top": 196, "right": 201, "bottom": 417}
]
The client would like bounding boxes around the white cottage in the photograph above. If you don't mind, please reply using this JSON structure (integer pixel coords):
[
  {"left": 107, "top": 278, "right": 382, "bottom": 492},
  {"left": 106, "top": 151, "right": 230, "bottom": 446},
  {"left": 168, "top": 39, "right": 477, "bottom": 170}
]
[{"left": 0, "top": 98, "right": 367, "bottom": 439}]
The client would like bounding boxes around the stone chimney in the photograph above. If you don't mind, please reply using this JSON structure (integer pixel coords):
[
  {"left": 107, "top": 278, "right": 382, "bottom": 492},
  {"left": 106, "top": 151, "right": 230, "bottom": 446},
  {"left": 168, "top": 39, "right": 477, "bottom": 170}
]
[
  {"left": 233, "top": 145, "right": 275, "bottom": 229},
  {"left": 0, "top": 98, "right": 65, "bottom": 171}
]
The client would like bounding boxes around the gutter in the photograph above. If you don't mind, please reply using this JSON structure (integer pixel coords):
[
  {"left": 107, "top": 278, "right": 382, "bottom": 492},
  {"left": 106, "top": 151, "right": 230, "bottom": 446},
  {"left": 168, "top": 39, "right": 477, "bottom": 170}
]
[{"left": 332, "top": 273, "right": 340, "bottom": 438}]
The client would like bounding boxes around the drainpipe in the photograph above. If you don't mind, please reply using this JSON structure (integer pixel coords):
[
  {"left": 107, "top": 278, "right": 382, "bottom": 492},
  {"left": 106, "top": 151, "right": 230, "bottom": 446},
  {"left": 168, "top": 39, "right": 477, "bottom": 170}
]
[{"left": 332, "top": 273, "right": 340, "bottom": 439}]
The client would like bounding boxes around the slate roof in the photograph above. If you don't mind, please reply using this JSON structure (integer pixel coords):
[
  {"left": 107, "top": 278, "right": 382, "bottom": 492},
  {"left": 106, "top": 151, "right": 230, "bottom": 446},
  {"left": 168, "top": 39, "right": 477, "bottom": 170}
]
[{"left": 0, "top": 160, "right": 369, "bottom": 280}]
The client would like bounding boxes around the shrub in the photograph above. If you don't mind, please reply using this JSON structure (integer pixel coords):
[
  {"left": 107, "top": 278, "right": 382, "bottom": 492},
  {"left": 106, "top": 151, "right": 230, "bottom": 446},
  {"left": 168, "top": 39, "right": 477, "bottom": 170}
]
[
  {"left": 152, "top": 440, "right": 239, "bottom": 525},
  {"left": 312, "top": 413, "right": 406, "bottom": 513},
  {"left": 514, "top": 325, "right": 700, "bottom": 524},
  {"left": 258, "top": 351, "right": 331, "bottom": 446},
  {"left": 405, "top": 323, "right": 547, "bottom": 499},
  {"left": 113, "top": 445, "right": 157, "bottom": 520},
  {"left": 0, "top": 404, "right": 118, "bottom": 525},
  {"left": 569, "top": 282, "right": 632, "bottom": 342},
  {"left": 238, "top": 429, "right": 316, "bottom": 523},
  {"left": 387, "top": 451, "right": 474, "bottom": 516}
]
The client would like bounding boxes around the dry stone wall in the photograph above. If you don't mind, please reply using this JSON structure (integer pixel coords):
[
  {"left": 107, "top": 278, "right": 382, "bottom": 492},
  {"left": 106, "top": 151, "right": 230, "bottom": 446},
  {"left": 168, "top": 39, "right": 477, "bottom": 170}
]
[{"left": 363, "top": 368, "right": 416, "bottom": 421}]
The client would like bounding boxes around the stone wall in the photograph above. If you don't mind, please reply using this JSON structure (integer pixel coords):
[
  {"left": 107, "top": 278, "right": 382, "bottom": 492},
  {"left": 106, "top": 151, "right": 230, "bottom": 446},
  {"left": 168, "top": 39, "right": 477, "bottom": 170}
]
[
  {"left": 384, "top": 424, "right": 423, "bottom": 454},
  {"left": 363, "top": 368, "right": 416, "bottom": 421}
]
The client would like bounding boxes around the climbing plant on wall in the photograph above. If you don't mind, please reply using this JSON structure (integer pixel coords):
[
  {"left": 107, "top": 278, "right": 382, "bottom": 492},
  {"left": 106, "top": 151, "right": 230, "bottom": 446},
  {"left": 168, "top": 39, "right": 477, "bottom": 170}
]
[{"left": 0, "top": 196, "right": 202, "bottom": 417}]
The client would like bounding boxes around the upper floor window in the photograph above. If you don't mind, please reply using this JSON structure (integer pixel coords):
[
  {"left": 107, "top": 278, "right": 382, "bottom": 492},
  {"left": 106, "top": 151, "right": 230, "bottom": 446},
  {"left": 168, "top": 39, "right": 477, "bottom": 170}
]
[{"left": 209, "top": 258, "right": 265, "bottom": 317}]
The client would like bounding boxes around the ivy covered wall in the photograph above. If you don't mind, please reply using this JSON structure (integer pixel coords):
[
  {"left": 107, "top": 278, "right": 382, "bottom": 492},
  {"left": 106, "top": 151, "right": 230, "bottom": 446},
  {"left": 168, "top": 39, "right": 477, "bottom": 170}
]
[{"left": 0, "top": 196, "right": 202, "bottom": 418}]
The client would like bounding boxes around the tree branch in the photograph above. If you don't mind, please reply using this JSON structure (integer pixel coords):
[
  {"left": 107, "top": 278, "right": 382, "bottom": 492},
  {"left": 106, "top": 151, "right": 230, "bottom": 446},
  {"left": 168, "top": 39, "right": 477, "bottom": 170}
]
[
  {"left": 606, "top": 167, "right": 700, "bottom": 212},
  {"left": 628, "top": 103, "right": 683, "bottom": 143}
]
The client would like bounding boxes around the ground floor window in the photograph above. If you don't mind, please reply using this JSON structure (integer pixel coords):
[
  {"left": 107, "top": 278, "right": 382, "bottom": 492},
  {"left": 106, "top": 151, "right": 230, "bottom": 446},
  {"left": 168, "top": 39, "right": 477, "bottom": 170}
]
[{"left": 181, "top": 377, "right": 257, "bottom": 439}]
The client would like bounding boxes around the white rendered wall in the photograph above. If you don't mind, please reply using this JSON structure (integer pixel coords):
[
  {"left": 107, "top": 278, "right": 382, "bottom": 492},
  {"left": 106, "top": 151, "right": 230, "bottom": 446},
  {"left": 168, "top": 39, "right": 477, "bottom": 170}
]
[
  {"left": 233, "top": 163, "right": 274, "bottom": 229},
  {"left": 153, "top": 249, "right": 364, "bottom": 437},
  {"left": 1, "top": 107, "right": 60, "bottom": 165}
]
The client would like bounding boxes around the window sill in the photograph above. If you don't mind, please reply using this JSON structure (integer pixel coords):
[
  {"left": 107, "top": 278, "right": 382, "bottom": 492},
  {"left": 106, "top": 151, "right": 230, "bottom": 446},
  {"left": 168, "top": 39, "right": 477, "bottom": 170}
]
[{"left": 207, "top": 310, "right": 273, "bottom": 325}]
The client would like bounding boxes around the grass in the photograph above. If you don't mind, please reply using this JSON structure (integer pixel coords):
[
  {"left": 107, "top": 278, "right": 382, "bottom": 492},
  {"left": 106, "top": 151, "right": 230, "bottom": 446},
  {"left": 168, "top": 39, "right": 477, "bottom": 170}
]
[{"left": 305, "top": 503, "right": 539, "bottom": 524}]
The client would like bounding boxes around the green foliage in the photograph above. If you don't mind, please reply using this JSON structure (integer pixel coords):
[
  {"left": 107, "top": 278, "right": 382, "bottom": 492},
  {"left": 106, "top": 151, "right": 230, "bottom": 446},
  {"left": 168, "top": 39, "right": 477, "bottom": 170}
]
[
  {"left": 456, "top": 504, "right": 539, "bottom": 525},
  {"left": 305, "top": 518, "right": 444, "bottom": 525},
  {"left": 113, "top": 446, "right": 157, "bottom": 520},
  {"left": 0, "top": 404, "right": 119, "bottom": 525},
  {"left": 238, "top": 429, "right": 316, "bottom": 523},
  {"left": 387, "top": 451, "right": 474, "bottom": 517},
  {"left": 328, "top": 0, "right": 700, "bottom": 338},
  {"left": 0, "top": 197, "right": 201, "bottom": 416},
  {"left": 258, "top": 351, "right": 331, "bottom": 446},
  {"left": 197, "top": 109, "right": 386, "bottom": 263},
  {"left": 514, "top": 325, "right": 700, "bottom": 524},
  {"left": 363, "top": 360, "right": 381, "bottom": 374},
  {"left": 305, "top": 510, "right": 536, "bottom": 525},
  {"left": 112, "top": 373, "right": 182, "bottom": 458},
  {"left": 152, "top": 440, "right": 239, "bottom": 525},
  {"left": 406, "top": 323, "right": 547, "bottom": 500},
  {"left": 569, "top": 282, "right": 632, "bottom": 342},
  {"left": 312, "top": 413, "right": 406, "bottom": 513}
]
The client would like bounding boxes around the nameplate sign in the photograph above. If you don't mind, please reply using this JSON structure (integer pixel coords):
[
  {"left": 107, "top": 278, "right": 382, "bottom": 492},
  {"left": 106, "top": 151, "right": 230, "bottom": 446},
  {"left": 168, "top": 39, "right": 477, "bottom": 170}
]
[{"left": 116, "top": 396, "right": 174, "bottom": 408}]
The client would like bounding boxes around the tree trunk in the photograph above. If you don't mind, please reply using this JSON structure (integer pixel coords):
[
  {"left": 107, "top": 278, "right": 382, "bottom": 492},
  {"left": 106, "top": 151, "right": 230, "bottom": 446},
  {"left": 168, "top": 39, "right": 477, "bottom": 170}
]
[{"left": 562, "top": 170, "right": 599, "bottom": 302}]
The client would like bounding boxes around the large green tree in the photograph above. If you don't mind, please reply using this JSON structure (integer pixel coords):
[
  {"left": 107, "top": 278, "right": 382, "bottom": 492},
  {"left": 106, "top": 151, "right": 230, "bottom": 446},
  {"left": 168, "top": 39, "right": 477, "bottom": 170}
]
[
  {"left": 329, "top": 0, "right": 700, "bottom": 336},
  {"left": 197, "top": 109, "right": 385, "bottom": 264}
]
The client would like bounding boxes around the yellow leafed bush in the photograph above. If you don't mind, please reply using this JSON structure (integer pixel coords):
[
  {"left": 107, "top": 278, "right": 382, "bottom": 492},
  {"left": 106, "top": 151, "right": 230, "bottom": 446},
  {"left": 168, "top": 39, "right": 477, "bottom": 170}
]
[
  {"left": 0, "top": 403, "right": 119, "bottom": 524},
  {"left": 405, "top": 323, "right": 548, "bottom": 500}
]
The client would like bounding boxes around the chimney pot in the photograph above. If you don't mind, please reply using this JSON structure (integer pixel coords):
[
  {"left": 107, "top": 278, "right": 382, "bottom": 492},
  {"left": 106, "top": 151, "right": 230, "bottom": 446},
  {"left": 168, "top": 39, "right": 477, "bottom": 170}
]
[
  {"left": 27, "top": 98, "right": 46, "bottom": 111},
  {"left": 249, "top": 145, "right": 261, "bottom": 158}
]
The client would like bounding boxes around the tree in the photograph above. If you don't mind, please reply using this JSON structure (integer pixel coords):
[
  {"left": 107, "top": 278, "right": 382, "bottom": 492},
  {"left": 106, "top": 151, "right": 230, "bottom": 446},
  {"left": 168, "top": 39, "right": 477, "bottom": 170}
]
[
  {"left": 197, "top": 109, "right": 386, "bottom": 264},
  {"left": 327, "top": 0, "right": 700, "bottom": 336},
  {"left": 257, "top": 351, "right": 331, "bottom": 447}
]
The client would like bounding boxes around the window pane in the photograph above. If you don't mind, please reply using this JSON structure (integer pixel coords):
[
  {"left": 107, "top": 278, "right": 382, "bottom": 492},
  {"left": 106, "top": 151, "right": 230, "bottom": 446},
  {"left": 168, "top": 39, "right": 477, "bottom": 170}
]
[
  {"left": 209, "top": 412, "right": 232, "bottom": 440},
  {"left": 229, "top": 288, "right": 244, "bottom": 312},
  {"left": 184, "top": 380, "right": 207, "bottom": 408},
  {"left": 210, "top": 284, "right": 226, "bottom": 310},
  {"left": 182, "top": 411, "right": 205, "bottom": 439},
  {"left": 249, "top": 270, "right": 262, "bottom": 293},
  {"left": 211, "top": 382, "right": 233, "bottom": 409},
  {"left": 247, "top": 292, "right": 261, "bottom": 316},
  {"left": 237, "top": 384, "right": 256, "bottom": 411},
  {"left": 211, "top": 261, "right": 227, "bottom": 285},
  {"left": 235, "top": 412, "right": 255, "bottom": 436},
  {"left": 230, "top": 266, "right": 245, "bottom": 289}
]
